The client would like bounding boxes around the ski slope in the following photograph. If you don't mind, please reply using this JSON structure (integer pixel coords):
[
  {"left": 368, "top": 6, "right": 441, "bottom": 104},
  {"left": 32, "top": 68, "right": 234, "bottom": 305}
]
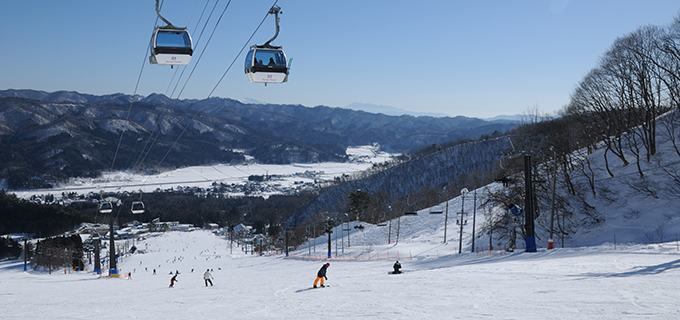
[{"left": 2, "top": 228, "right": 680, "bottom": 319}]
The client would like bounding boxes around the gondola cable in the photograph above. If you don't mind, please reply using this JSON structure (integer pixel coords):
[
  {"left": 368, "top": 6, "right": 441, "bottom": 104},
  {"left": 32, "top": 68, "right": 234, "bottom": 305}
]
[
  {"left": 163, "top": 0, "right": 210, "bottom": 97},
  {"left": 109, "top": 0, "right": 166, "bottom": 177},
  {"left": 105, "top": 1, "right": 279, "bottom": 216},
  {"left": 167, "top": 0, "right": 221, "bottom": 98},
  {"left": 132, "top": 0, "right": 231, "bottom": 171},
  {"left": 130, "top": 0, "right": 221, "bottom": 171},
  {"left": 153, "top": 0, "right": 279, "bottom": 168}
]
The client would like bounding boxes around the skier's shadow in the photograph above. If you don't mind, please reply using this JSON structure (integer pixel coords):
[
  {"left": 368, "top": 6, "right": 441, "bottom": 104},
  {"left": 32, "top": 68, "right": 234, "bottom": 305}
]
[
  {"left": 578, "top": 258, "right": 680, "bottom": 278},
  {"left": 295, "top": 286, "right": 328, "bottom": 293}
]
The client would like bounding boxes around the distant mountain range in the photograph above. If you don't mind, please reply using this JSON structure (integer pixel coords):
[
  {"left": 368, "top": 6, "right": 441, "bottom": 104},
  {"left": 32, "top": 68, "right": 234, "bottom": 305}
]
[
  {"left": 343, "top": 102, "right": 449, "bottom": 117},
  {"left": 343, "top": 102, "right": 523, "bottom": 122},
  {"left": 0, "top": 89, "right": 516, "bottom": 189}
]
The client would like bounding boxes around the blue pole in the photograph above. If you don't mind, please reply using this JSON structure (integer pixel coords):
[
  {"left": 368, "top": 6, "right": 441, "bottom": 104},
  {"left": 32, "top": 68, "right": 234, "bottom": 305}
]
[
  {"left": 525, "top": 236, "right": 537, "bottom": 252},
  {"left": 327, "top": 228, "right": 332, "bottom": 259}
]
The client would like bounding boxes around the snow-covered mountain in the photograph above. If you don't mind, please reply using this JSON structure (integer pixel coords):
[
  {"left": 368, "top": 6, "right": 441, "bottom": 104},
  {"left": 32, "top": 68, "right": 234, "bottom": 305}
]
[{"left": 0, "top": 89, "right": 514, "bottom": 190}]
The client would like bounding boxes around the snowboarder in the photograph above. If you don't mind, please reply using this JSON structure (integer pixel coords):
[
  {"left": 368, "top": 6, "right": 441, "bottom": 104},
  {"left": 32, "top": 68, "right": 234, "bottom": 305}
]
[
  {"left": 203, "top": 269, "right": 213, "bottom": 286},
  {"left": 392, "top": 261, "right": 402, "bottom": 274},
  {"left": 313, "top": 262, "right": 330, "bottom": 288},
  {"left": 169, "top": 272, "right": 178, "bottom": 287}
]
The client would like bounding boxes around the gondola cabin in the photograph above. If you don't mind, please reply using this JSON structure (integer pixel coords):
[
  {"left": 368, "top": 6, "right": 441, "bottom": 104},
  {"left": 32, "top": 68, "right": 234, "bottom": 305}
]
[
  {"left": 244, "top": 46, "right": 288, "bottom": 84},
  {"left": 99, "top": 202, "right": 113, "bottom": 214},
  {"left": 131, "top": 202, "right": 145, "bottom": 214},
  {"left": 149, "top": 27, "right": 193, "bottom": 66}
]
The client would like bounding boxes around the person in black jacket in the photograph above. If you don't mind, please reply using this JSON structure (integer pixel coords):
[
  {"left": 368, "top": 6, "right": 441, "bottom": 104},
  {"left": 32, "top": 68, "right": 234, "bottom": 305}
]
[
  {"left": 392, "top": 261, "right": 402, "bottom": 274},
  {"left": 169, "top": 272, "right": 178, "bottom": 287},
  {"left": 313, "top": 263, "right": 330, "bottom": 288}
]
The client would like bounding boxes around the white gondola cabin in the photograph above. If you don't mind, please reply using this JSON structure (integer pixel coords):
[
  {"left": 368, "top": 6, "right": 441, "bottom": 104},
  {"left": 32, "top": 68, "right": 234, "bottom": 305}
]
[
  {"left": 131, "top": 201, "right": 145, "bottom": 214},
  {"left": 149, "top": 26, "right": 193, "bottom": 66},
  {"left": 99, "top": 202, "right": 113, "bottom": 214},
  {"left": 244, "top": 46, "right": 289, "bottom": 84}
]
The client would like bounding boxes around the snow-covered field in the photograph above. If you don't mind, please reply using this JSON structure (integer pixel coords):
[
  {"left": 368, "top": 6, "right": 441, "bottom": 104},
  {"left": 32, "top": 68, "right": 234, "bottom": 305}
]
[
  {"left": 12, "top": 145, "right": 394, "bottom": 199},
  {"left": 3, "top": 221, "right": 680, "bottom": 319}
]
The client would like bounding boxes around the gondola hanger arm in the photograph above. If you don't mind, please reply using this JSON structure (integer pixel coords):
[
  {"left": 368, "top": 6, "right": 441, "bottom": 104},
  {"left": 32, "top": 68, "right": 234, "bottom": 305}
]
[
  {"left": 263, "top": 5, "right": 282, "bottom": 48},
  {"left": 155, "top": 0, "right": 176, "bottom": 28}
]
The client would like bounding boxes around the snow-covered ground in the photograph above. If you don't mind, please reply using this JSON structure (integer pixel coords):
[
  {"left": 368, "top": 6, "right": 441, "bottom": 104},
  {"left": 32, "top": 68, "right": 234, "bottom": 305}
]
[
  {"left": 12, "top": 145, "right": 394, "bottom": 199},
  {"left": 6, "top": 120, "right": 680, "bottom": 318},
  {"left": 3, "top": 218, "right": 680, "bottom": 319}
]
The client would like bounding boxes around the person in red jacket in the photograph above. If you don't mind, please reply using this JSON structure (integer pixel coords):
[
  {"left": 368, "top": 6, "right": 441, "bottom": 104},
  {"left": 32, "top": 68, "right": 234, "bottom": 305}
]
[{"left": 313, "top": 263, "right": 330, "bottom": 288}]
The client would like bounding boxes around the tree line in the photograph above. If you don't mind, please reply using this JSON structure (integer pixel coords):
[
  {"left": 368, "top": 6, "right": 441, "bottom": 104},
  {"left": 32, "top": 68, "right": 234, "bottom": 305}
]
[{"left": 482, "top": 14, "right": 680, "bottom": 248}]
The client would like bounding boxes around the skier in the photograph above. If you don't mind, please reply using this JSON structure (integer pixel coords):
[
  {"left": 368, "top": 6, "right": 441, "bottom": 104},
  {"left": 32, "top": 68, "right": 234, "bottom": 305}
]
[
  {"left": 203, "top": 269, "right": 213, "bottom": 287},
  {"left": 169, "top": 272, "right": 178, "bottom": 287},
  {"left": 313, "top": 262, "right": 330, "bottom": 288},
  {"left": 392, "top": 261, "right": 402, "bottom": 274}
]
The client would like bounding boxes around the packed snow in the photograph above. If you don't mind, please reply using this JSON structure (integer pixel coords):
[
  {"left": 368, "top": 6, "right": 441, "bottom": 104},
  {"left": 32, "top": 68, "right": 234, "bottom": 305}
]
[{"left": 3, "top": 209, "right": 680, "bottom": 319}]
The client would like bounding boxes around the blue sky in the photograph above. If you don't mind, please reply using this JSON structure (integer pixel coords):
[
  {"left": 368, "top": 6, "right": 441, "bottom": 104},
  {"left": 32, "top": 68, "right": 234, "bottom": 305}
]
[{"left": 1, "top": 1, "right": 679, "bottom": 118}]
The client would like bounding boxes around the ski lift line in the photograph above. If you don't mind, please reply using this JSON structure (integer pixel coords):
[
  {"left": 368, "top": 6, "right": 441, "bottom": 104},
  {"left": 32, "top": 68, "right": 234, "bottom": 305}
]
[
  {"left": 163, "top": 0, "right": 209, "bottom": 96},
  {"left": 168, "top": 0, "right": 223, "bottom": 99},
  {"left": 109, "top": 1, "right": 277, "bottom": 194},
  {"left": 108, "top": 3, "right": 166, "bottom": 177},
  {"left": 104, "top": 1, "right": 176, "bottom": 218},
  {"left": 160, "top": 1, "right": 206, "bottom": 96},
  {"left": 176, "top": 0, "right": 233, "bottom": 99},
  {"left": 160, "top": 66, "right": 174, "bottom": 94},
  {"left": 154, "top": 0, "right": 278, "bottom": 169},
  {"left": 189, "top": 0, "right": 222, "bottom": 53},
  {"left": 186, "top": 0, "right": 204, "bottom": 33},
  {"left": 112, "top": 0, "right": 174, "bottom": 174},
  {"left": 132, "top": 0, "right": 228, "bottom": 179}
]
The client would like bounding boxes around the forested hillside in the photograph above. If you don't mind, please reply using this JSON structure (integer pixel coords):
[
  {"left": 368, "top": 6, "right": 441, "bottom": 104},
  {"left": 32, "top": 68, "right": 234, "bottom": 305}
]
[
  {"left": 286, "top": 137, "right": 513, "bottom": 227},
  {"left": 288, "top": 14, "right": 680, "bottom": 247},
  {"left": 0, "top": 90, "right": 512, "bottom": 190},
  {"left": 0, "top": 191, "right": 88, "bottom": 236}
]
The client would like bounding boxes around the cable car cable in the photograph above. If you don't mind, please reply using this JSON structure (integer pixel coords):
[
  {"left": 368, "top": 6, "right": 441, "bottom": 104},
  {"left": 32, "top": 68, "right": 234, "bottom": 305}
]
[
  {"left": 163, "top": 0, "right": 209, "bottom": 96},
  {"left": 168, "top": 0, "right": 223, "bottom": 99},
  {"left": 132, "top": 0, "right": 230, "bottom": 172},
  {"left": 153, "top": 0, "right": 278, "bottom": 169},
  {"left": 175, "top": 0, "right": 231, "bottom": 98},
  {"left": 110, "top": 1, "right": 278, "bottom": 199},
  {"left": 131, "top": 0, "right": 217, "bottom": 172},
  {"left": 105, "top": 1, "right": 172, "bottom": 221},
  {"left": 109, "top": 1, "right": 166, "bottom": 174}
]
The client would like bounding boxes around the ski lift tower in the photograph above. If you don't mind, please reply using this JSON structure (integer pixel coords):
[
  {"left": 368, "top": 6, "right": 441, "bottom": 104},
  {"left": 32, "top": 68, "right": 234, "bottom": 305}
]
[{"left": 501, "top": 135, "right": 545, "bottom": 253}]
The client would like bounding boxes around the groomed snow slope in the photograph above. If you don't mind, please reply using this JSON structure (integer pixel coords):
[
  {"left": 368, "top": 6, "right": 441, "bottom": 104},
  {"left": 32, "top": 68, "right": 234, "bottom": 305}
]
[{"left": 2, "top": 229, "right": 680, "bottom": 319}]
